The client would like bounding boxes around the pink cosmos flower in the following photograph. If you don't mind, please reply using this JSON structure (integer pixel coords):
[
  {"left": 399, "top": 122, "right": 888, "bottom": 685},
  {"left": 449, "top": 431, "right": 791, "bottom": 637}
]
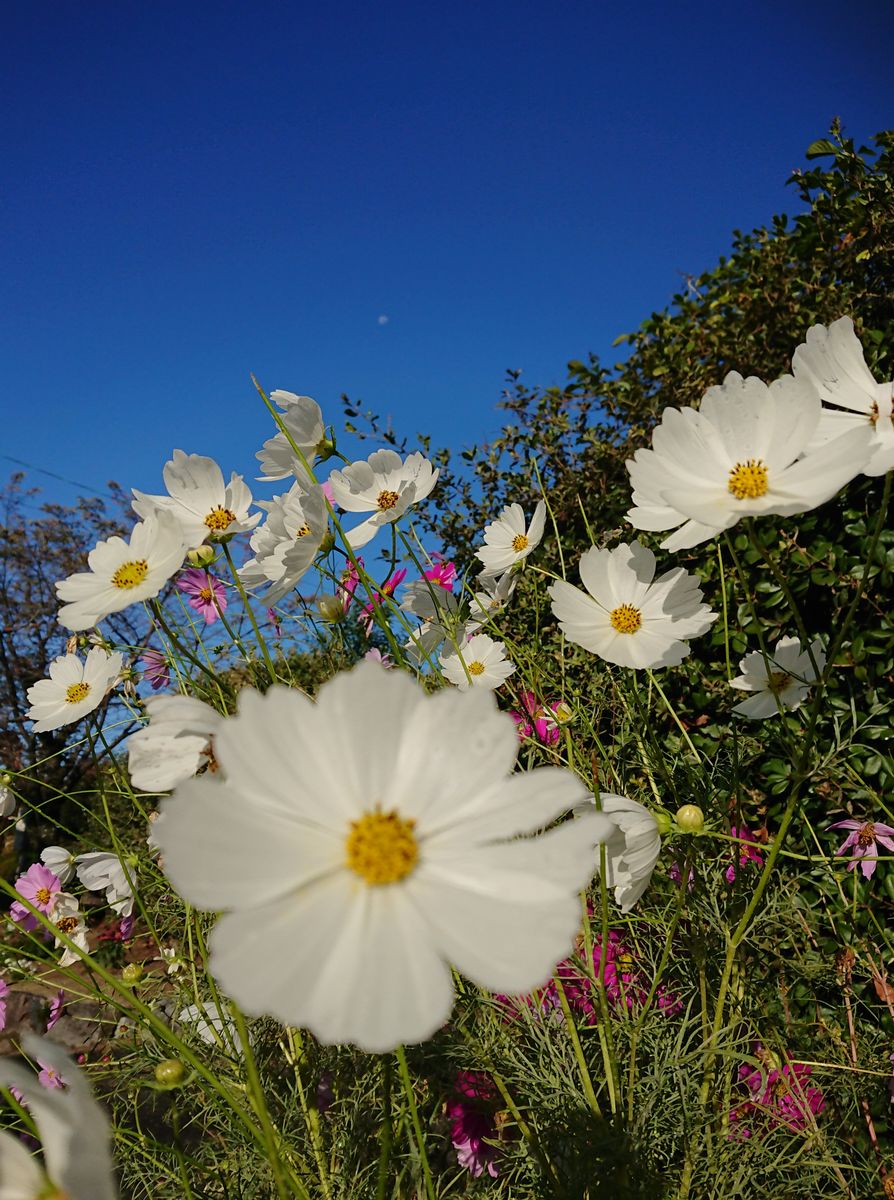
[
  {"left": 446, "top": 1071, "right": 502, "bottom": 1179},
  {"left": 46, "top": 990, "right": 65, "bottom": 1032},
  {"left": 10, "top": 864, "right": 62, "bottom": 932},
  {"left": 0, "top": 978, "right": 9, "bottom": 1032},
  {"left": 509, "top": 691, "right": 562, "bottom": 747},
  {"left": 829, "top": 817, "right": 894, "bottom": 879},
  {"left": 266, "top": 607, "right": 283, "bottom": 638},
  {"left": 363, "top": 648, "right": 394, "bottom": 668},
  {"left": 359, "top": 569, "right": 407, "bottom": 636},
  {"left": 730, "top": 1046, "right": 825, "bottom": 1138},
  {"left": 141, "top": 648, "right": 170, "bottom": 691},
  {"left": 337, "top": 558, "right": 363, "bottom": 613},
  {"left": 725, "top": 826, "right": 764, "bottom": 885},
  {"left": 320, "top": 480, "right": 336, "bottom": 506},
  {"left": 176, "top": 568, "right": 227, "bottom": 625},
  {"left": 37, "top": 1058, "right": 67, "bottom": 1090},
  {"left": 424, "top": 558, "right": 457, "bottom": 591}
]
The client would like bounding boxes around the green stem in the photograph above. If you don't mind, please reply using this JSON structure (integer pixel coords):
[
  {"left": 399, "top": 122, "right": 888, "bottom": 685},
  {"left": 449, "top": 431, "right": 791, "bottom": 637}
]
[
  {"left": 375, "top": 1057, "right": 393, "bottom": 1200},
  {"left": 222, "top": 541, "right": 277, "bottom": 683},
  {"left": 394, "top": 1045, "right": 436, "bottom": 1200},
  {"left": 553, "top": 974, "right": 604, "bottom": 1120}
]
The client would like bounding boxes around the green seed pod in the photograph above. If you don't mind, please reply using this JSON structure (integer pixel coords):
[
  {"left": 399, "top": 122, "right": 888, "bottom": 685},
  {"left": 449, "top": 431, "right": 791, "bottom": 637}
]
[
  {"left": 155, "top": 1058, "right": 186, "bottom": 1086},
  {"left": 675, "top": 804, "right": 705, "bottom": 834}
]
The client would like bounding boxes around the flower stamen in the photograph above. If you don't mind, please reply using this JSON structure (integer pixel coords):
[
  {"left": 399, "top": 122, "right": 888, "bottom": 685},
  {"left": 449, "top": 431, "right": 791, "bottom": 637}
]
[
  {"left": 345, "top": 809, "right": 418, "bottom": 885},
  {"left": 511, "top": 533, "right": 529, "bottom": 553},
  {"left": 468, "top": 661, "right": 486, "bottom": 675},
  {"left": 65, "top": 682, "right": 91, "bottom": 704},
  {"left": 376, "top": 489, "right": 400, "bottom": 512},
  {"left": 609, "top": 604, "right": 642, "bottom": 634},
  {"left": 111, "top": 559, "right": 149, "bottom": 589},
  {"left": 728, "top": 459, "right": 768, "bottom": 500},
  {"left": 204, "top": 506, "right": 237, "bottom": 533}
]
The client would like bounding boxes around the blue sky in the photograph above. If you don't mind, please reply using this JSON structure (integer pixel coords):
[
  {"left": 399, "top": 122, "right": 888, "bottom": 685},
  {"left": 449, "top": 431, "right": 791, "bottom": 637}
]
[{"left": 2, "top": 0, "right": 891, "bottom": 514}]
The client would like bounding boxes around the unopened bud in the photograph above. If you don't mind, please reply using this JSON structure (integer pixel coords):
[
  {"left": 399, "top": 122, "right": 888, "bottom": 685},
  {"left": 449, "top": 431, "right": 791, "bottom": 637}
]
[
  {"left": 675, "top": 804, "right": 705, "bottom": 834},
  {"left": 315, "top": 434, "right": 337, "bottom": 462},
  {"left": 121, "top": 963, "right": 144, "bottom": 987},
  {"left": 653, "top": 810, "right": 672, "bottom": 836},
  {"left": 187, "top": 545, "right": 218, "bottom": 567},
  {"left": 317, "top": 529, "right": 336, "bottom": 555},
  {"left": 317, "top": 594, "right": 345, "bottom": 623},
  {"left": 155, "top": 1058, "right": 186, "bottom": 1087}
]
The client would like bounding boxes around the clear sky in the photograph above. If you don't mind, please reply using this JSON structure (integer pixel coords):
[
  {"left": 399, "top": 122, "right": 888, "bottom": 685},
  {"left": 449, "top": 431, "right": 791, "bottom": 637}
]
[{"left": 2, "top": 0, "right": 892, "bottom": 513}]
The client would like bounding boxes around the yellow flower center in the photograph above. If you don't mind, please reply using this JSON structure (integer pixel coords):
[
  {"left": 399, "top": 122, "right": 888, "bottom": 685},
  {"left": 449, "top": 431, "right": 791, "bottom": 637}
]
[
  {"left": 345, "top": 809, "right": 419, "bottom": 885},
  {"left": 768, "top": 670, "right": 791, "bottom": 691},
  {"left": 199, "top": 587, "right": 213, "bottom": 603},
  {"left": 468, "top": 661, "right": 486, "bottom": 676},
  {"left": 111, "top": 559, "right": 149, "bottom": 589},
  {"left": 609, "top": 604, "right": 642, "bottom": 634},
  {"left": 36, "top": 887, "right": 53, "bottom": 905},
  {"left": 294, "top": 522, "right": 311, "bottom": 538},
  {"left": 727, "top": 459, "right": 768, "bottom": 500},
  {"left": 65, "top": 682, "right": 91, "bottom": 704},
  {"left": 204, "top": 505, "right": 237, "bottom": 532},
  {"left": 511, "top": 533, "right": 529, "bottom": 553},
  {"left": 857, "top": 822, "right": 876, "bottom": 848},
  {"left": 55, "top": 915, "right": 79, "bottom": 934},
  {"left": 376, "top": 489, "right": 400, "bottom": 511}
]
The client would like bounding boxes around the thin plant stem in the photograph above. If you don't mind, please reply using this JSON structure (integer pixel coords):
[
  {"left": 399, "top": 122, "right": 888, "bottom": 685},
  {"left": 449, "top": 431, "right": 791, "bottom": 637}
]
[{"left": 394, "top": 1045, "right": 436, "bottom": 1200}]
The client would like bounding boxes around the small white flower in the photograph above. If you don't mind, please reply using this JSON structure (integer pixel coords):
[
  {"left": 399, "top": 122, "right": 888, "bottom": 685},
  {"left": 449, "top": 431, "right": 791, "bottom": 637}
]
[
  {"left": 328, "top": 450, "right": 439, "bottom": 549},
  {"left": 549, "top": 541, "right": 717, "bottom": 669},
  {"left": 51, "top": 892, "right": 91, "bottom": 967},
  {"left": 75, "top": 852, "right": 135, "bottom": 917},
  {"left": 467, "top": 571, "right": 518, "bottom": 631},
  {"left": 178, "top": 999, "right": 240, "bottom": 1055},
  {"left": 161, "top": 945, "right": 185, "bottom": 975},
  {"left": 0, "top": 1034, "right": 117, "bottom": 1200},
  {"left": 730, "top": 635, "right": 825, "bottom": 719},
  {"left": 26, "top": 647, "right": 123, "bottom": 731},
  {"left": 0, "top": 780, "right": 15, "bottom": 818},
  {"left": 133, "top": 451, "right": 261, "bottom": 550},
  {"left": 439, "top": 633, "right": 516, "bottom": 691},
  {"left": 41, "top": 845, "right": 76, "bottom": 885},
  {"left": 153, "top": 663, "right": 614, "bottom": 1053},
  {"left": 239, "top": 482, "right": 328, "bottom": 604},
  {"left": 128, "top": 694, "right": 223, "bottom": 792},
  {"left": 475, "top": 501, "right": 546, "bottom": 578},
  {"left": 256, "top": 391, "right": 328, "bottom": 480},
  {"left": 793, "top": 316, "right": 894, "bottom": 477},
  {"left": 626, "top": 372, "right": 873, "bottom": 550},
  {"left": 590, "top": 794, "right": 661, "bottom": 912},
  {"left": 56, "top": 513, "right": 186, "bottom": 631}
]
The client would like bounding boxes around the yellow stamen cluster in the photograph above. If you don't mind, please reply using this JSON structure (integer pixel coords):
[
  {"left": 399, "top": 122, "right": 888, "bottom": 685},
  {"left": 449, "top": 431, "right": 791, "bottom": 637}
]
[
  {"left": 199, "top": 587, "right": 214, "bottom": 603},
  {"left": 294, "top": 522, "right": 311, "bottom": 538},
  {"left": 345, "top": 809, "right": 419, "bottom": 885},
  {"left": 35, "top": 887, "right": 53, "bottom": 905},
  {"left": 112, "top": 559, "right": 149, "bottom": 589},
  {"left": 727, "top": 459, "right": 768, "bottom": 500},
  {"left": 609, "top": 604, "right": 642, "bottom": 634},
  {"left": 857, "top": 822, "right": 876, "bottom": 848},
  {"left": 468, "top": 661, "right": 486, "bottom": 676},
  {"left": 768, "top": 670, "right": 791, "bottom": 691},
  {"left": 204, "top": 505, "right": 237, "bottom": 532},
  {"left": 55, "top": 915, "right": 79, "bottom": 934},
  {"left": 376, "top": 489, "right": 400, "bottom": 511},
  {"left": 65, "top": 682, "right": 91, "bottom": 704},
  {"left": 511, "top": 533, "right": 529, "bottom": 553}
]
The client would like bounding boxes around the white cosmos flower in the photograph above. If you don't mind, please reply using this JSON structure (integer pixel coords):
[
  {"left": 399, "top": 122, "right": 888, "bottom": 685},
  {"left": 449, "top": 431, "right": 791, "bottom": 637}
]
[
  {"left": 239, "top": 482, "right": 328, "bottom": 604},
  {"left": 56, "top": 513, "right": 185, "bottom": 632},
  {"left": 0, "top": 781, "right": 14, "bottom": 818},
  {"left": 0, "top": 1035, "right": 117, "bottom": 1200},
  {"left": 549, "top": 541, "right": 717, "bottom": 669},
  {"left": 256, "top": 391, "right": 328, "bottom": 481},
  {"left": 26, "top": 647, "right": 123, "bottom": 732},
  {"left": 41, "top": 845, "right": 76, "bottom": 885},
  {"left": 178, "top": 1000, "right": 241, "bottom": 1055},
  {"left": 328, "top": 450, "right": 439, "bottom": 549},
  {"left": 128, "top": 695, "right": 223, "bottom": 792},
  {"left": 75, "top": 852, "right": 134, "bottom": 917},
  {"left": 475, "top": 501, "right": 545, "bottom": 578},
  {"left": 467, "top": 571, "right": 518, "bottom": 632},
  {"left": 626, "top": 372, "right": 873, "bottom": 550},
  {"left": 153, "top": 663, "right": 614, "bottom": 1053},
  {"left": 51, "top": 892, "right": 91, "bottom": 967},
  {"left": 400, "top": 579, "right": 463, "bottom": 663},
  {"left": 793, "top": 315, "right": 894, "bottom": 477},
  {"left": 133, "top": 451, "right": 261, "bottom": 550},
  {"left": 439, "top": 633, "right": 516, "bottom": 691},
  {"left": 730, "top": 635, "right": 825, "bottom": 720},
  {"left": 584, "top": 794, "right": 661, "bottom": 912}
]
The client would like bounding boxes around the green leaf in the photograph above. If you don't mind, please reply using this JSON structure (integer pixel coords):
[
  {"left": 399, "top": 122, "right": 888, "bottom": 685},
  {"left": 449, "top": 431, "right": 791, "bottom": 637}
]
[{"left": 805, "top": 138, "right": 838, "bottom": 159}]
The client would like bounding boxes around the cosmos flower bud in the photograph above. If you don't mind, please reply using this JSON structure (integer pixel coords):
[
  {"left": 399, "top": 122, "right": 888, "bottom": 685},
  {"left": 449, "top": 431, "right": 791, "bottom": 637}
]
[
  {"left": 315, "top": 433, "right": 337, "bottom": 461},
  {"left": 675, "top": 804, "right": 705, "bottom": 833},
  {"left": 653, "top": 810, "right": 673, "bottom": 836},
  {"left": 187, "top": 544, "right": 218, "bottom": 568},
  {"left": 317, "top": 594, "right": 346, "bottom": 623},
  {"left": 155, "top": 1058, "right": 186, "bottom": 1087},
  {"left": 121, "top": 963, "right": 144, "bottom": 987}
]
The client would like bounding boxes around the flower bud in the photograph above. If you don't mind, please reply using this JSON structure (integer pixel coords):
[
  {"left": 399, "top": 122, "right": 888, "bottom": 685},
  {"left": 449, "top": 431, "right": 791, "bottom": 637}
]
[
  {"left": 675, "top": 804, "right": 705, "bottom": 834},
  {"left": 552, "top": 700, "right": 574, "bottom": 726},
  {"left": 155, "top": 1058, "right": 186, "bottom": 1087},
  {"left": 317, "top": 594, "right": 345, "bottom": 623},
  {"left": 317, "top": 529, "right": 336, "bottom": 555},
  {"left": 121, "top": 963, "right": 144, "bottom": 987},
  {"left": 315, "top": 434, "right": 337, "bottom": 462},
  {"left": 653, "top": 810, "right": 672, "bottom": 836},
  {"left": 187, "top": 545, "right": 218, "bottom": 568}
]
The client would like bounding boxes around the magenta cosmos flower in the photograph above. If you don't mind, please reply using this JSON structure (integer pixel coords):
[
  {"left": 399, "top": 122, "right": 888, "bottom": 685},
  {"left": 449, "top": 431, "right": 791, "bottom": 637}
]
[
  {"left": 10, "top": 864, "right": 62, "bottom": 932},
  {"left": 725, "top": 826, "right": 764, "bottom": 885},
  {"left": 140, "top": 648, "right": 170, "bottom": 690},
  {"left": 359, "top": 568, "right": 406, "bottom": 636},
  {"left": 424, "top": 557, "right": 457, "bottom": 591},
  {"left": 730, "top": 1047, "right": 825, "bottom": 1138},
  {"left": 829, "top": 817, "right": 894, "bottom": 879},
  {"left": 446, "top": 1071, "right": 503, "bottom": 1178},
  {"left": 0, "top": 978, "right": 9, "bottom": 1032},
  {"left": 509, "top": 691, "right": 564, "bottom": 747},
  {"left": 176, "top": 568, "right": 227, "bottom": 625}
]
